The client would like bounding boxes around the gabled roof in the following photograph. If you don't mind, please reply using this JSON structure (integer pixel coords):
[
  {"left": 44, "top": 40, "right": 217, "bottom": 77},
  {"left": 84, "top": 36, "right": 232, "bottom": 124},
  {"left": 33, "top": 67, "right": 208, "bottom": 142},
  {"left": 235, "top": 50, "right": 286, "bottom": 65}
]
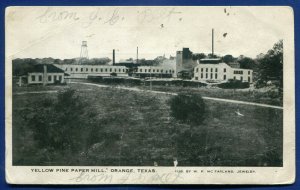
[
  {"left": 28, "top": 64, "right": 65, "bottom": 73},
  {"left": 200, "top": 58, "right": 222, "bottom": 64}
]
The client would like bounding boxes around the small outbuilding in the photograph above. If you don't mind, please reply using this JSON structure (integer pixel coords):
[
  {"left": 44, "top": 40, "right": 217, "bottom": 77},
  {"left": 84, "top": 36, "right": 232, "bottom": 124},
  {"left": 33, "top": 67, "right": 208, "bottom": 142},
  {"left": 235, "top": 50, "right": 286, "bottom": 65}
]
[{"left": 24, "top": 64, "right": 67, "bottom": 85}]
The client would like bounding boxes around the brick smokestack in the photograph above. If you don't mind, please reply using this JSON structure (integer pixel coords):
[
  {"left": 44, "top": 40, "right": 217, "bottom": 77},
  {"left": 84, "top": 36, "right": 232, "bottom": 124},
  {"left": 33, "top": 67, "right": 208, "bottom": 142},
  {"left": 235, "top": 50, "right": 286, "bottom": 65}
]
[{"left": 113, "top": 49, "right": 115, "bottom": 65}]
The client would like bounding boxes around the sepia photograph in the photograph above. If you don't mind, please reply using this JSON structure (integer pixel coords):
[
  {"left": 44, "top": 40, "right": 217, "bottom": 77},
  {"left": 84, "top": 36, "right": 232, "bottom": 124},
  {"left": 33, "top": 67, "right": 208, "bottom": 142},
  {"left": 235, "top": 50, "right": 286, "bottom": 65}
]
[{"left": 5, "top": 6, "right": 295, "bottom": 184}]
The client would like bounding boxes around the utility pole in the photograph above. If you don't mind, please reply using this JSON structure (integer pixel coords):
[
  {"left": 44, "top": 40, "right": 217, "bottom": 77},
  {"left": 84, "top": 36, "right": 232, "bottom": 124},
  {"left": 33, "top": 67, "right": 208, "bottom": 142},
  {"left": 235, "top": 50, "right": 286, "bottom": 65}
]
[
  {"left": 212, "top": 28, "right": 214, "bottom": 57},
  {"left": 150, "top": 66, "right": 152, "bottom": 91},
  {"left": 136, "top": 46, "right": 139, "bottom": 64}
]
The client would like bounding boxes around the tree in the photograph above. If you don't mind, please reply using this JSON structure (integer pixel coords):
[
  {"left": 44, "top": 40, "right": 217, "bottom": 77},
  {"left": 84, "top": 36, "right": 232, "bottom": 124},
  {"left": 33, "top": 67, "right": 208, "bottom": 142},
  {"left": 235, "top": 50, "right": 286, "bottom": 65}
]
[
  {"left": 169, "top": 92, "right": 206, "bottom": 125},
  {"left": 222, "top": 54, "right": 235, "bottom": 63},
  {"left": 207, "top": 53, "right": 219, "bottom": 58},
  {"left": 238, "top": 56, "right": 256, "bottom": 69},
  {"left": 256, "top": 40, "right": 283, "bottom": 89},
  {"left": 192, "top": 53, "right": 207, "bottom": 61},
  {"left": 21, "top": 89, "right": 100, "bottom": 165}
]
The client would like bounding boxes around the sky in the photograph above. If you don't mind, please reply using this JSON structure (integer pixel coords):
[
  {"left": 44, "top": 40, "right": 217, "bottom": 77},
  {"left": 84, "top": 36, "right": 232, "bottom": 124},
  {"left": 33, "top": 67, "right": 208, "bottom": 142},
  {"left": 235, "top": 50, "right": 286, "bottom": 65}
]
[{"left": 6, "top": 6, "right": 293, "bottom": 61}]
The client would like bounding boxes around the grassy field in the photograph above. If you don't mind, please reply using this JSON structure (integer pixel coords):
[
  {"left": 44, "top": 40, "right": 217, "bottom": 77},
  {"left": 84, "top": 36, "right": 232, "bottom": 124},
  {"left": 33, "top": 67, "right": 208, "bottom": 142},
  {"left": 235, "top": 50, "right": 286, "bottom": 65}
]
[
  {"left": 139, "top": 85, "right": 283, "bottom": 106},
  {"left": 12, "top": 84, "right": 283, "bottom": 166}
]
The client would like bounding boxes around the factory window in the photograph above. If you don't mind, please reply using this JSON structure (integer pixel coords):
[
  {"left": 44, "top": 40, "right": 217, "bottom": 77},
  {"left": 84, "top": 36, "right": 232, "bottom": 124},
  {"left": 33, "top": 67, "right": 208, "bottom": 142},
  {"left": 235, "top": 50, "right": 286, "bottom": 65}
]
[
  {"left": 148, "top": 69, "right": 151, "bottom": 72},
  {"left": 110, "top": 68, "right": 112, "bottom": 72},
  {"left": 81, "top": 68, "right": 83, "bottom": 72},
  {"left": 210, "top": 73, "right": 213, "bottom": 79},
  {"left": 166, "top": 70, "right": 168, "bottom": 73},
  {"left": 211, "top": 68, "right": 213, "bottom": 72},
  {"left": 91, "top": 68, "right": 93, "bottom": 72},
  {"left": 86, "top": 68, "right": 88, "bottom": 72},
  {"left": 223, "top": 75, "right": 226, "bottom": 80},
  {"left": 100, "top": 68, "right": 103, "bottom": 72},
  {"left": 234, "top": 70, "right": 243, "bottom": 74},
  {"left": 54, "top": 76, "right": 57, "bottom": 81},
  {"left": 161, "top": 69, "right": 163, "bottom": 73},
  {"left": 123, "top": 69, "right": 125, "bottom": 72},
  {"left": 114, "top": 69, "right": 116, "bottom": 72},
  {"left": 169, "top": 70, "right": 172, "bottom": 73},
  {"left": 224, "top": 68, "right": 226, "bottom": 72},
  {"left": 234, "top": 76, "right": 236, "bottom": 80},
  {"left": 215, "top": 68, "right": 218, "bottom": 72},
  {"left": 65, "top": 68, "right": 68, "bottom": 71},
  {"left": 206, "top": 73, "right": 208, "bottom": 78},
  {"left": 172, "top": 70, "right": 175, "bottom": 73},
  {"left": 248, "top": 77, "right": 250, "bottom": 82},
  {"left": 105, "top": 68, "right": 107, "bottom": 72},
  {"left": 206, "top": 68, "right": 208, "bottom": 72},
  {"left": 201, "top": 68, "right": 203, "bottom": 72},
  {"left": 48, "top": 76, "right": 51, "bottom": 81},
  {"left": 70, "top": 68, "right": 73, "bottom": 72},
  {"left": 195, "top": 77, "right": 198, "bottom": 80},
  {"left": 201, "top": 73, "right": 203, "bottom": 78},
  {"left": 157, "top": 69, "right": 159, "bottom": 72},
  {"left": 153, "top": 69, "right": 155, "bottom": 72},
  {"left": 96, "top": 68, "right": 98, "bottom": 72},
  {"left": 215, "top": 73, "right": 218, "bottom": 79},
  {"left": 59, "top": 76, "right": 62, "bottom": 82},
  {"left": 75, "top": 68, "right": 78, "bottom": 72},
  {"left": 119, "top": 69, "right": 121, "bottom": 72},
  {"left": 241, "top": 76, "right": 243, "bottom": 81},
  {"left": 38, "top": 75, "right": 42, "bottom": 81},
  {"left": 31, "top": 75, "right": 35, "bottom": 81},
  {"left": 248, "top": 71, "right": 250, "bottom": 75},
  {"left": 196, "top": 68, "right": 199, "bottom": 72},
  {"left": 140, "top": 69, "right": 142, "bottom": 72}
]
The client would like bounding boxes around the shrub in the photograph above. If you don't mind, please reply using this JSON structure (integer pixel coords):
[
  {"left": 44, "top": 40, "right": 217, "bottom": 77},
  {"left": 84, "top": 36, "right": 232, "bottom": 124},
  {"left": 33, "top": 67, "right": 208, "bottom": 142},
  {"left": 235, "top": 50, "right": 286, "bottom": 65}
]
[
  {"left": 22, "top": 89, "right": 98, "bottom": 158},
  {"left": 169, "top": 92, "right": 206, "bottom": 125},
  {"left": 218, "top": 79, "right": 250, "bottom": 89}
]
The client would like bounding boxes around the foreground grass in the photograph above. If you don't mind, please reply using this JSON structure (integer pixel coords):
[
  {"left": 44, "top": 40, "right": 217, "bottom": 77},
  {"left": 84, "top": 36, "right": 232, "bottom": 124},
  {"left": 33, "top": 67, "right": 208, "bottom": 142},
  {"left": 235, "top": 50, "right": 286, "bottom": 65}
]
[
  {"left": 139, "top": 85, "right": 283, "bottom": 106},
  {"left": 12, "top": 84, "right": 282, "bottom": 166}
]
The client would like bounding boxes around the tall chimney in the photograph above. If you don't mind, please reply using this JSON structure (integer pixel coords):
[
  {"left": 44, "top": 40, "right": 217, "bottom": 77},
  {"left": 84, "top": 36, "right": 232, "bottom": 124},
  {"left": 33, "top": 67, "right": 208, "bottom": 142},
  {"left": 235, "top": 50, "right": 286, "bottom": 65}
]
[
  {"left": 43, "top": 64, "right": 47, "bottom": 86},
  {"left": 212, "top": 28, "right": 214, "bottom": 57},
  {"left": 136, "top": 46, "right": 139, "bottom": 64},
  {"left": 112, "top": 49, "right": 115, "bottom": 65}
]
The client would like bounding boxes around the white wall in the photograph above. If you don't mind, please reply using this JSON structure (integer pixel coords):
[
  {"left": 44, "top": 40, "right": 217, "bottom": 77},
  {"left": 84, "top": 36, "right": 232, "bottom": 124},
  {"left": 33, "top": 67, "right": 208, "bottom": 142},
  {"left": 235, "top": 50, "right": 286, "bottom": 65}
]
[
  {"left": 28, "top": 73, "right": 64, "bottom": 84},
  {"left": 193, "top": 63, "right": 253, "bottom": 83},
  {"left": 136, "top": 66, "right": 176, "bottom": 77},
  {"left": 55, "top": 64, "right": 128, "bottom": 79}
]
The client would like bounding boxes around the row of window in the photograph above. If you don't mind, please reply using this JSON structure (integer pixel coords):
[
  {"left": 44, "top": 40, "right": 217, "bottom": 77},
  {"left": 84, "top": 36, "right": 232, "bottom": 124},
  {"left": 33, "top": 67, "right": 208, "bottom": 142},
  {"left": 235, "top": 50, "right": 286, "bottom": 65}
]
[
  {"left": 66, "top": 67, "right": 127, "bottom": 73},
  {"left": 138, "top": 69, "right": 175, "bottom": 74},
  {"left": 196, "top": 68, "right": 251, "bottom": 75},
  {"left": 199, "top": 73, "right": 219, "bottom": 80},
  {"left": 234, "top": 70, "right": 243, "bottom": 74},
  {"left": 31, "top": 75, "right": 62, "bottom": 82},
  {"left": 233, "top": 70, "right": 251, "bottom": 75},
  {"left": 195, "top": 74, "right": 226, "bottom": 80},
  {"left": 195, "top": 75, "right": 251, "bottom": 82},
  {"left": 195, "top": 68, "right": 226, "bottom": 73}
]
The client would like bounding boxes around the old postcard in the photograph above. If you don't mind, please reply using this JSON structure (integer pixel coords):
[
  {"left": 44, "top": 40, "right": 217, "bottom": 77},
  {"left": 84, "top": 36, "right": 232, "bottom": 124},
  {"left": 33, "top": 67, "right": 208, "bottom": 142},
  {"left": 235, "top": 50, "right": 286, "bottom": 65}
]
[{"left": 5, "top": 6, "right": 295, "bottom": 184}]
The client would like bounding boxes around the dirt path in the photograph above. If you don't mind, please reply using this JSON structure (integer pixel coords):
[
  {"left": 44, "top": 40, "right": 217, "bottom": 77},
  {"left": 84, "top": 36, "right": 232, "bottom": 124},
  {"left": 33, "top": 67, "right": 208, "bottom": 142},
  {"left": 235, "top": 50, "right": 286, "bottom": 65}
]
[{"left": 70, "top": 82, "right": 283, "bottom": 110}]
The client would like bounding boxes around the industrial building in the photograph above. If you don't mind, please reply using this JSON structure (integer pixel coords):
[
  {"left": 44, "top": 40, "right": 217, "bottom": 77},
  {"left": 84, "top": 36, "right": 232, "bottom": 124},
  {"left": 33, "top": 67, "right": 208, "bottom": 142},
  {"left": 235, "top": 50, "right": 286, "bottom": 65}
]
[
  {"left": 134, "top": 66, "right": 176, "bottom": 78},
  {"left": 193, "top": 59, "right": 253, "bottom": 83},
  {"left": 55, "top": 64, "right": 128, "bottom": 79},
  {"left": 26, "top": 64, "right": 66, "bottom": 85},
  {"left": 176, "top": 48, "right": 197, "bottom": 79}
]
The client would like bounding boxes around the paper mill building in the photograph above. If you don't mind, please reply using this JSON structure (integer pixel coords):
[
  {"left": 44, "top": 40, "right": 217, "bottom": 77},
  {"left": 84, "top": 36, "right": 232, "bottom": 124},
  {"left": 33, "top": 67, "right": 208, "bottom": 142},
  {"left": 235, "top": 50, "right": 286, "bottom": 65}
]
[{"left": 193, "top": 58, "right": 253, "bottom": 83}]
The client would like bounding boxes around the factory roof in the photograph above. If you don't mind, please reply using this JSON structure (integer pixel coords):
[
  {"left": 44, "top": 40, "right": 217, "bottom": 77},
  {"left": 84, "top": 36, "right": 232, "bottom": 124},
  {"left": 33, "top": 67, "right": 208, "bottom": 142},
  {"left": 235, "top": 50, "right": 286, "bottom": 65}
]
[
  {"left": 199, "top": 58, "right": 222, "bottom": 64},
  {"left": 28, "top": 64, "right": 65, "bottom": 73}
]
